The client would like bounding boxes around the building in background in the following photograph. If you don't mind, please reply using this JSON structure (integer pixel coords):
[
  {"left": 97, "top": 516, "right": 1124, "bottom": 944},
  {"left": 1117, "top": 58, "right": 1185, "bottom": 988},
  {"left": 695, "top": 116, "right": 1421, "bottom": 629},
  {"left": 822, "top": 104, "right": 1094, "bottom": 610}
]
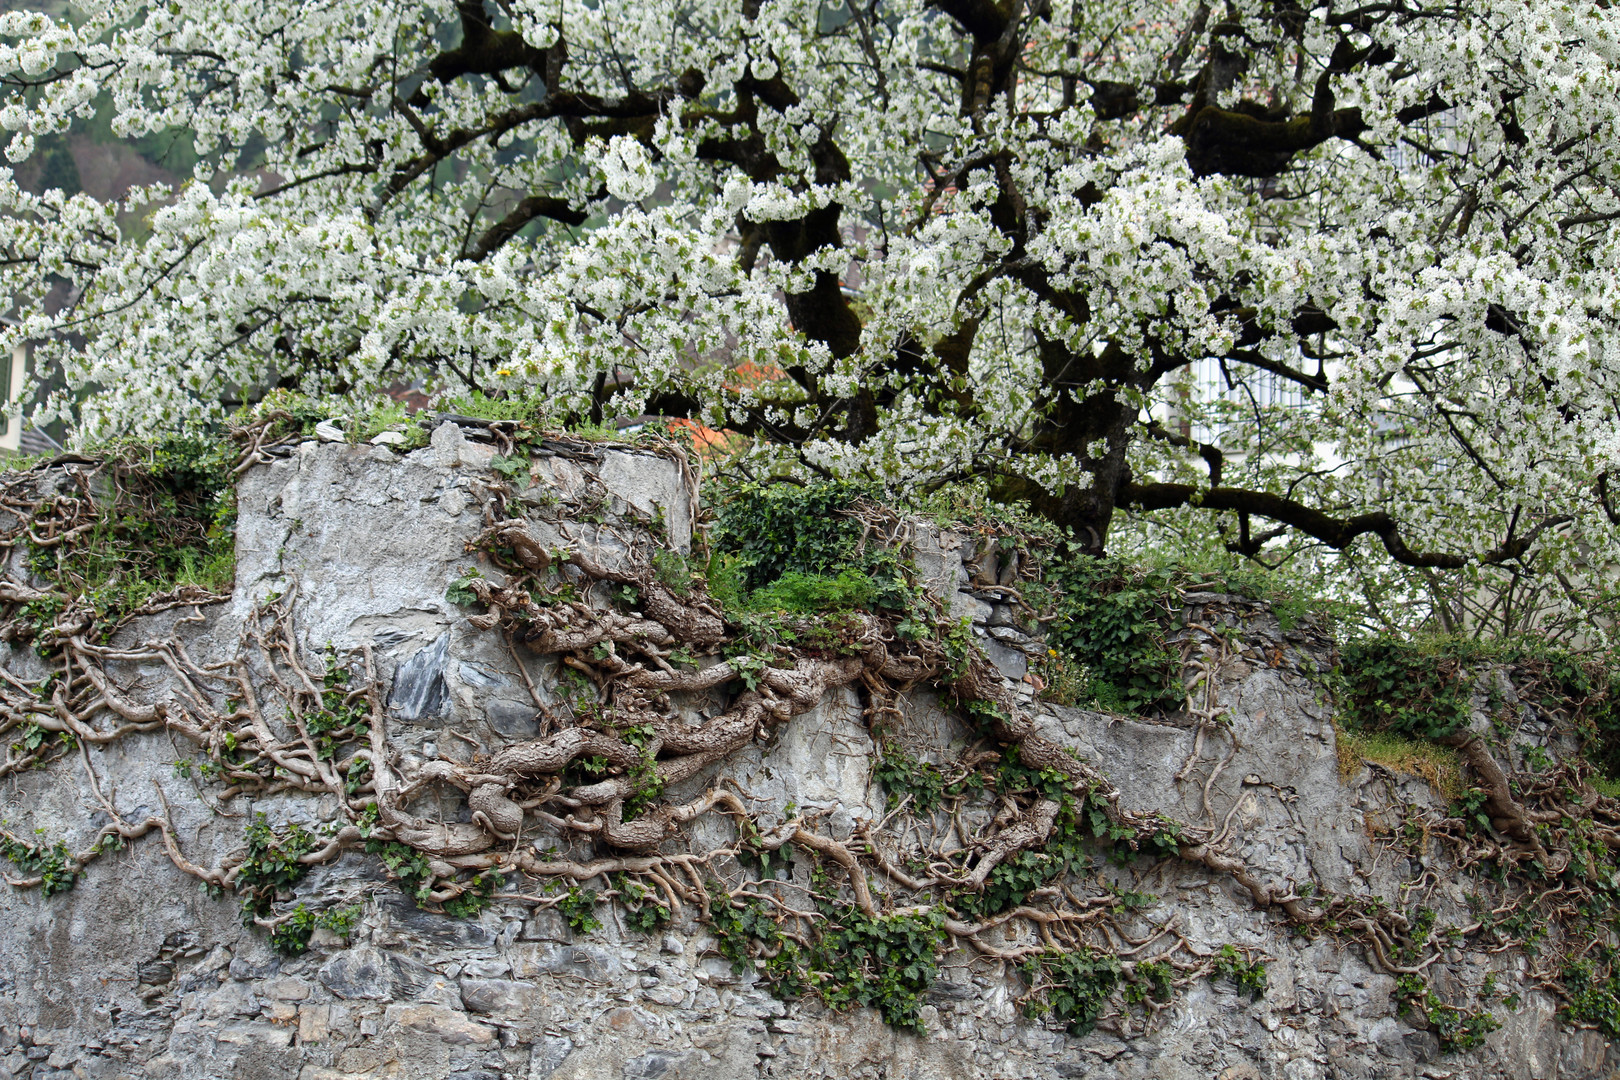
[
  {"left": 0, "top": 317, "right": 61, "bottom": 458},
  {"left": 1, "top": 318, "right": 25, "bottom": 456}
]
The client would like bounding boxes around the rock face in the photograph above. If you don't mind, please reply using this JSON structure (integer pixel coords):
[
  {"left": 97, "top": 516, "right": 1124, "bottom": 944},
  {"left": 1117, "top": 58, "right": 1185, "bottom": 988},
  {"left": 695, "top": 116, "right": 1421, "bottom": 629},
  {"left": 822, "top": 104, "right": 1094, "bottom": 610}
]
[{"left": 0, "top": 431, "right": 1613, "bottom": 1080}]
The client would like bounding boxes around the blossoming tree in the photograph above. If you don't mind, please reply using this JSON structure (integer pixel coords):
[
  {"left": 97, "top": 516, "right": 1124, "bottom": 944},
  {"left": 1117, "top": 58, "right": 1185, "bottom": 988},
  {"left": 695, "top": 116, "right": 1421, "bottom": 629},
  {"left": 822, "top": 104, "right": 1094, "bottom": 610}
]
[{"left": 2, "top": 0, "right": 1618, "bottom": 578}]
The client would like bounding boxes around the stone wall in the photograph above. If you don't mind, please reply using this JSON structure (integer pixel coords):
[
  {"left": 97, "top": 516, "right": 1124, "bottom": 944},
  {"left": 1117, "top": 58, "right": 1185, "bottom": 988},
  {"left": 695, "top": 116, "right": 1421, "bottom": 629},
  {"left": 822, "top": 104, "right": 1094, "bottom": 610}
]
[{"left": 0, "top": 427, "right": 1614, "bottom": 1080}]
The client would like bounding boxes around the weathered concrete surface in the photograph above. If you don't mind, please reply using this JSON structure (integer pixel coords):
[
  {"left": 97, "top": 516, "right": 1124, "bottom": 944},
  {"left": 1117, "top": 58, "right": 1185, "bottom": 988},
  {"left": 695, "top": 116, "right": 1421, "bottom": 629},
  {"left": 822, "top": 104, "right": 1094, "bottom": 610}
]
[{"left": 1, "top": 433, "right": 1615, "bottom": 1080}]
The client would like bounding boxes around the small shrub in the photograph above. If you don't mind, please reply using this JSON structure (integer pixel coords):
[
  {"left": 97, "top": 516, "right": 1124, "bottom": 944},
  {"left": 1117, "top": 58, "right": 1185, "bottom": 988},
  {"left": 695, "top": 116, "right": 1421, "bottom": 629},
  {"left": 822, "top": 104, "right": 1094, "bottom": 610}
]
[{"left": 1021, "top": 947, "right": 1123, "bottom": 1035}]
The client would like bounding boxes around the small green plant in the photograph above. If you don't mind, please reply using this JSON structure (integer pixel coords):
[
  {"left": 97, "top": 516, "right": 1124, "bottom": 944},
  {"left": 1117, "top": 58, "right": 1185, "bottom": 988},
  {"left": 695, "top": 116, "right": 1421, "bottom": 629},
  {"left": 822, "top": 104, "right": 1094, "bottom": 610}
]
[
  {"left": 709, "top": 891, "right": 784, "bottom": 973},
  {"left": 0, "top": 827, "right": 79, "bottom": 896},
  {"left": 614, "top": 875, "right": 672, "bottom": 933},
  {"left": 268, "top": 902, "right": 362, "bottom": 955},
  {"left": 349, "top": 398, "right": 429, "bottom": 449},
  {"left": 446, "top": 567, "right": 485, "bottom": 606},
  {"left": 442, "top": 872, "right": 501, "bottom": 918},
  {"left": 300, "top": 651, "right": 369, "bottom": 759},
  {"left": 556, "top": 885, "right": 602, "bottom": 933},
  {"left": 1033, "top": 648, "right": 1090, "bottom": 707},
  {"left": 234, "top": 815, "right": 320, "bottom": 925},
  {"left": 1212, "top": 944, "right": 1268, "bottom": 1000},
  {"left": 1021, "top": 947, "right": 1123, "bottom": 1035},
  {"left": 1396, "top": 974, "right": 1501, "bottom": 1052},
  {"left": 489, "top": 454, "right": 530, "bottom": 481},
  {"left": 873, "top": 743, "right": 946, "bottom": 813},
  {"left": 366, "top": 839, "right": 436, "bottom": 903},
  {"left": 1040, "top": 553, "right": 1184, "bottom": 715},
  {"left": 811, "top": 906, "right": 946, "bottom": 1031},
  {"left": 651, "top": 549, "right": 692, "bottom": 595},
  {"left": 1123, "top": 958, "right": 1174, "bottom": 1006},
  {"left": 19, "top": 435, "right": 238, "bottom": 637},
  {"left": 620, "top": 757, "right": 666, "bottom": 820},
  {"left": 1562, "top": 959, "right": 1620, "bottom": 1035}
]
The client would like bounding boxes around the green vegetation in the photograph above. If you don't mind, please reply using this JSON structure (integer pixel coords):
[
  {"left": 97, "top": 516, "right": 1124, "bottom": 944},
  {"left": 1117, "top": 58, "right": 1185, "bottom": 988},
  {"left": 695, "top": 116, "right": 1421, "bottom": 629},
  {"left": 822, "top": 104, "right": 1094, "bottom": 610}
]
[
  {"left": 0, "top": 826, "right": 78, "bottom": 896},
  {"left": 1021, "top": 947, "right": 1123, "bottom": 1035},
  {"left": 365, "top": 838, "right": 437, "bottom": 904},
  {"left": 808, "top": 905, "right": 947, "bottom": 1031},
  {"left": 1038, "top": 554, "right": 1185, "bottom": 715},
  {"left": 709, "top": 889, "right": 947, "bottom": 1031},
  {"left": 872, "top": 742, "right": 946, "bottom": 813},
  {"left": 1212, "top": 944, "right": 1268, "bottom": 1000},
  {"left": 301, "top": 653, "right": 369, "bottom": 760},
  {"left": 614, "top": 874, "right": 672, "bottom": 933},
  {"left": 234, "top": 814, "right": 318, "bottom": 923},
  {"left": 556, "top": 885, "right": 603, "bottom": 934},
  {"left": 19, "top": 436, "right": 237, "bottom": 637},
  {"left": 441, "top": 872, "right": 502, "bottom": 918},
  {"left": 1336, "top": 636, "right": 1484, "bottom": 740},
  {"left": 1396, "top": 974, "right": 1501, "bottom": 1052},
  {"left": 709, "top": 480, "right": 913, "bottom": 616},
  {"left": 1335, "top": 633, "right": 1620, "bottom": 782},
  {"left": 1334, "top": 725, "right": 1467, "bottom": 800},
  {"left": 1561, "top": 959, "right": 1620, "bottom": 1036},
  {"left": 268, "top": 902, "right": 361, "bottom": 955},
  {"left": 711, "top": 480, "right": 876, "bottom": 593}
]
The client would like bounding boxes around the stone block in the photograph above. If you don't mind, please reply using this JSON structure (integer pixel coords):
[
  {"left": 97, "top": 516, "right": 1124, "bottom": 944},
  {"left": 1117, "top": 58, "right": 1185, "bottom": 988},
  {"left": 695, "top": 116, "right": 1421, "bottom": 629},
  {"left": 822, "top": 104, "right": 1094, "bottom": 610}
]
[{"left": 382, "top": 1004, "right": 496, "bottom": 1046}]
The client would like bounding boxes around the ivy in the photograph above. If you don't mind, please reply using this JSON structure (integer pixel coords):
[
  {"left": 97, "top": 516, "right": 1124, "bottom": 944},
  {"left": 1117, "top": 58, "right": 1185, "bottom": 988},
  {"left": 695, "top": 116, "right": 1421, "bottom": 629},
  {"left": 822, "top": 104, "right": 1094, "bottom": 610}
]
[
  {"left": 1561, "top": 959, "right": 1620, "bottom": 1036},
  {"left": 953, "top": 793, "right": 1091, "bottom": 919},
  {"left": 1039, "top": 553, "right": 1184, "bottom": 715},
  {"left": 442, "top": 872, "right": 502, "bottom": 918},
  {"left": 614, "top": 875, "right": 672, "bottom": 933},
  {"left": 873, "top": 742, "right": 945, "bottom": 813},
  {"left": 445, "top": 566, "right": 485, "bottom": 606},
  {"left": 235, "top": 814, "right": 318, "bottom": 920},
  {"left": 268, "top": 902, "right": 362, "bottom": 955},
  {"left": 709, "top": 891, "right": 785, "bottom": 973},
  {"left": 1212, "top": 944, "right": 1268, "bottom": 1000},
  {"left": 556, "top": 885, "right": 602, "bottom": 933},
  {"left": 711, "top": 480, "right": 876, "bottom": 594},
  {"left": 1395, "top": 974, "right": 1502, "bottom": 1052},
  {"left": 365, "top": 838, "right": 436, "bottom": 903},
  {"left": 300, "top": 651, "right": 369, "bottom": 760},
  {"left": 811, "top": 906, "right": 947, "bottom": 1031},
  {"left": 1021, "top": 947, "right": 1123, "bottom": 1035},
  {"left": 708, "top": 480, "right": 915, "bottom": 615},
  {"left": 709, "top": 889, "right": 946, "bottom": 1032},
  {"left": 0, "top": 827, "right": 78, "bottom": 896},
  {"left": 1336, "top": 636, "right": 1482, "bottom": 740}
]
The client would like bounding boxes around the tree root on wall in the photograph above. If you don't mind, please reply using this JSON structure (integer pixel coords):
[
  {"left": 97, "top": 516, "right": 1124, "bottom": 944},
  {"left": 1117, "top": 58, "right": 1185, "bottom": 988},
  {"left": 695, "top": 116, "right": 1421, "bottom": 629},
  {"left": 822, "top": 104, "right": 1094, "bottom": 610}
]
[{"left": 5, "top": 427, "right": 1619, "bottom": 1040}]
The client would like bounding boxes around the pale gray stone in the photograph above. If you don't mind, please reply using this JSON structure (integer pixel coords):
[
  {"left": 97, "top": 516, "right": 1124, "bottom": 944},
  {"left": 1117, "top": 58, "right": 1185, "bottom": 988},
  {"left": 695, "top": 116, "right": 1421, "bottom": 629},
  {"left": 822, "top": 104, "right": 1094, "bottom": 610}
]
[{"left": 1, "top": 444, "right": 1608, "bottom": 1080}]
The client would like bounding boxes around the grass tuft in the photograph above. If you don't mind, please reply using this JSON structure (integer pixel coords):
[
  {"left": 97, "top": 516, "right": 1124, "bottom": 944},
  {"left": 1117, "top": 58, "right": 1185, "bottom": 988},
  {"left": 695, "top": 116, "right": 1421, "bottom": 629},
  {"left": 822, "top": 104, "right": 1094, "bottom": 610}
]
[{"left": 1335, "top": 722, "right": 1466, "bottom": 800}]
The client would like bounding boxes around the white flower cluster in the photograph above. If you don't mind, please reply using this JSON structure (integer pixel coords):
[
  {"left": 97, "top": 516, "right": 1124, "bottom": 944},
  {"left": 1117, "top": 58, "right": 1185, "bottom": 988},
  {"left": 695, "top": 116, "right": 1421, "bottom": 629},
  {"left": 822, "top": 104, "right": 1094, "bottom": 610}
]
[{"left": 0, "top": 0, "right": 1617, "bottom": 587}]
